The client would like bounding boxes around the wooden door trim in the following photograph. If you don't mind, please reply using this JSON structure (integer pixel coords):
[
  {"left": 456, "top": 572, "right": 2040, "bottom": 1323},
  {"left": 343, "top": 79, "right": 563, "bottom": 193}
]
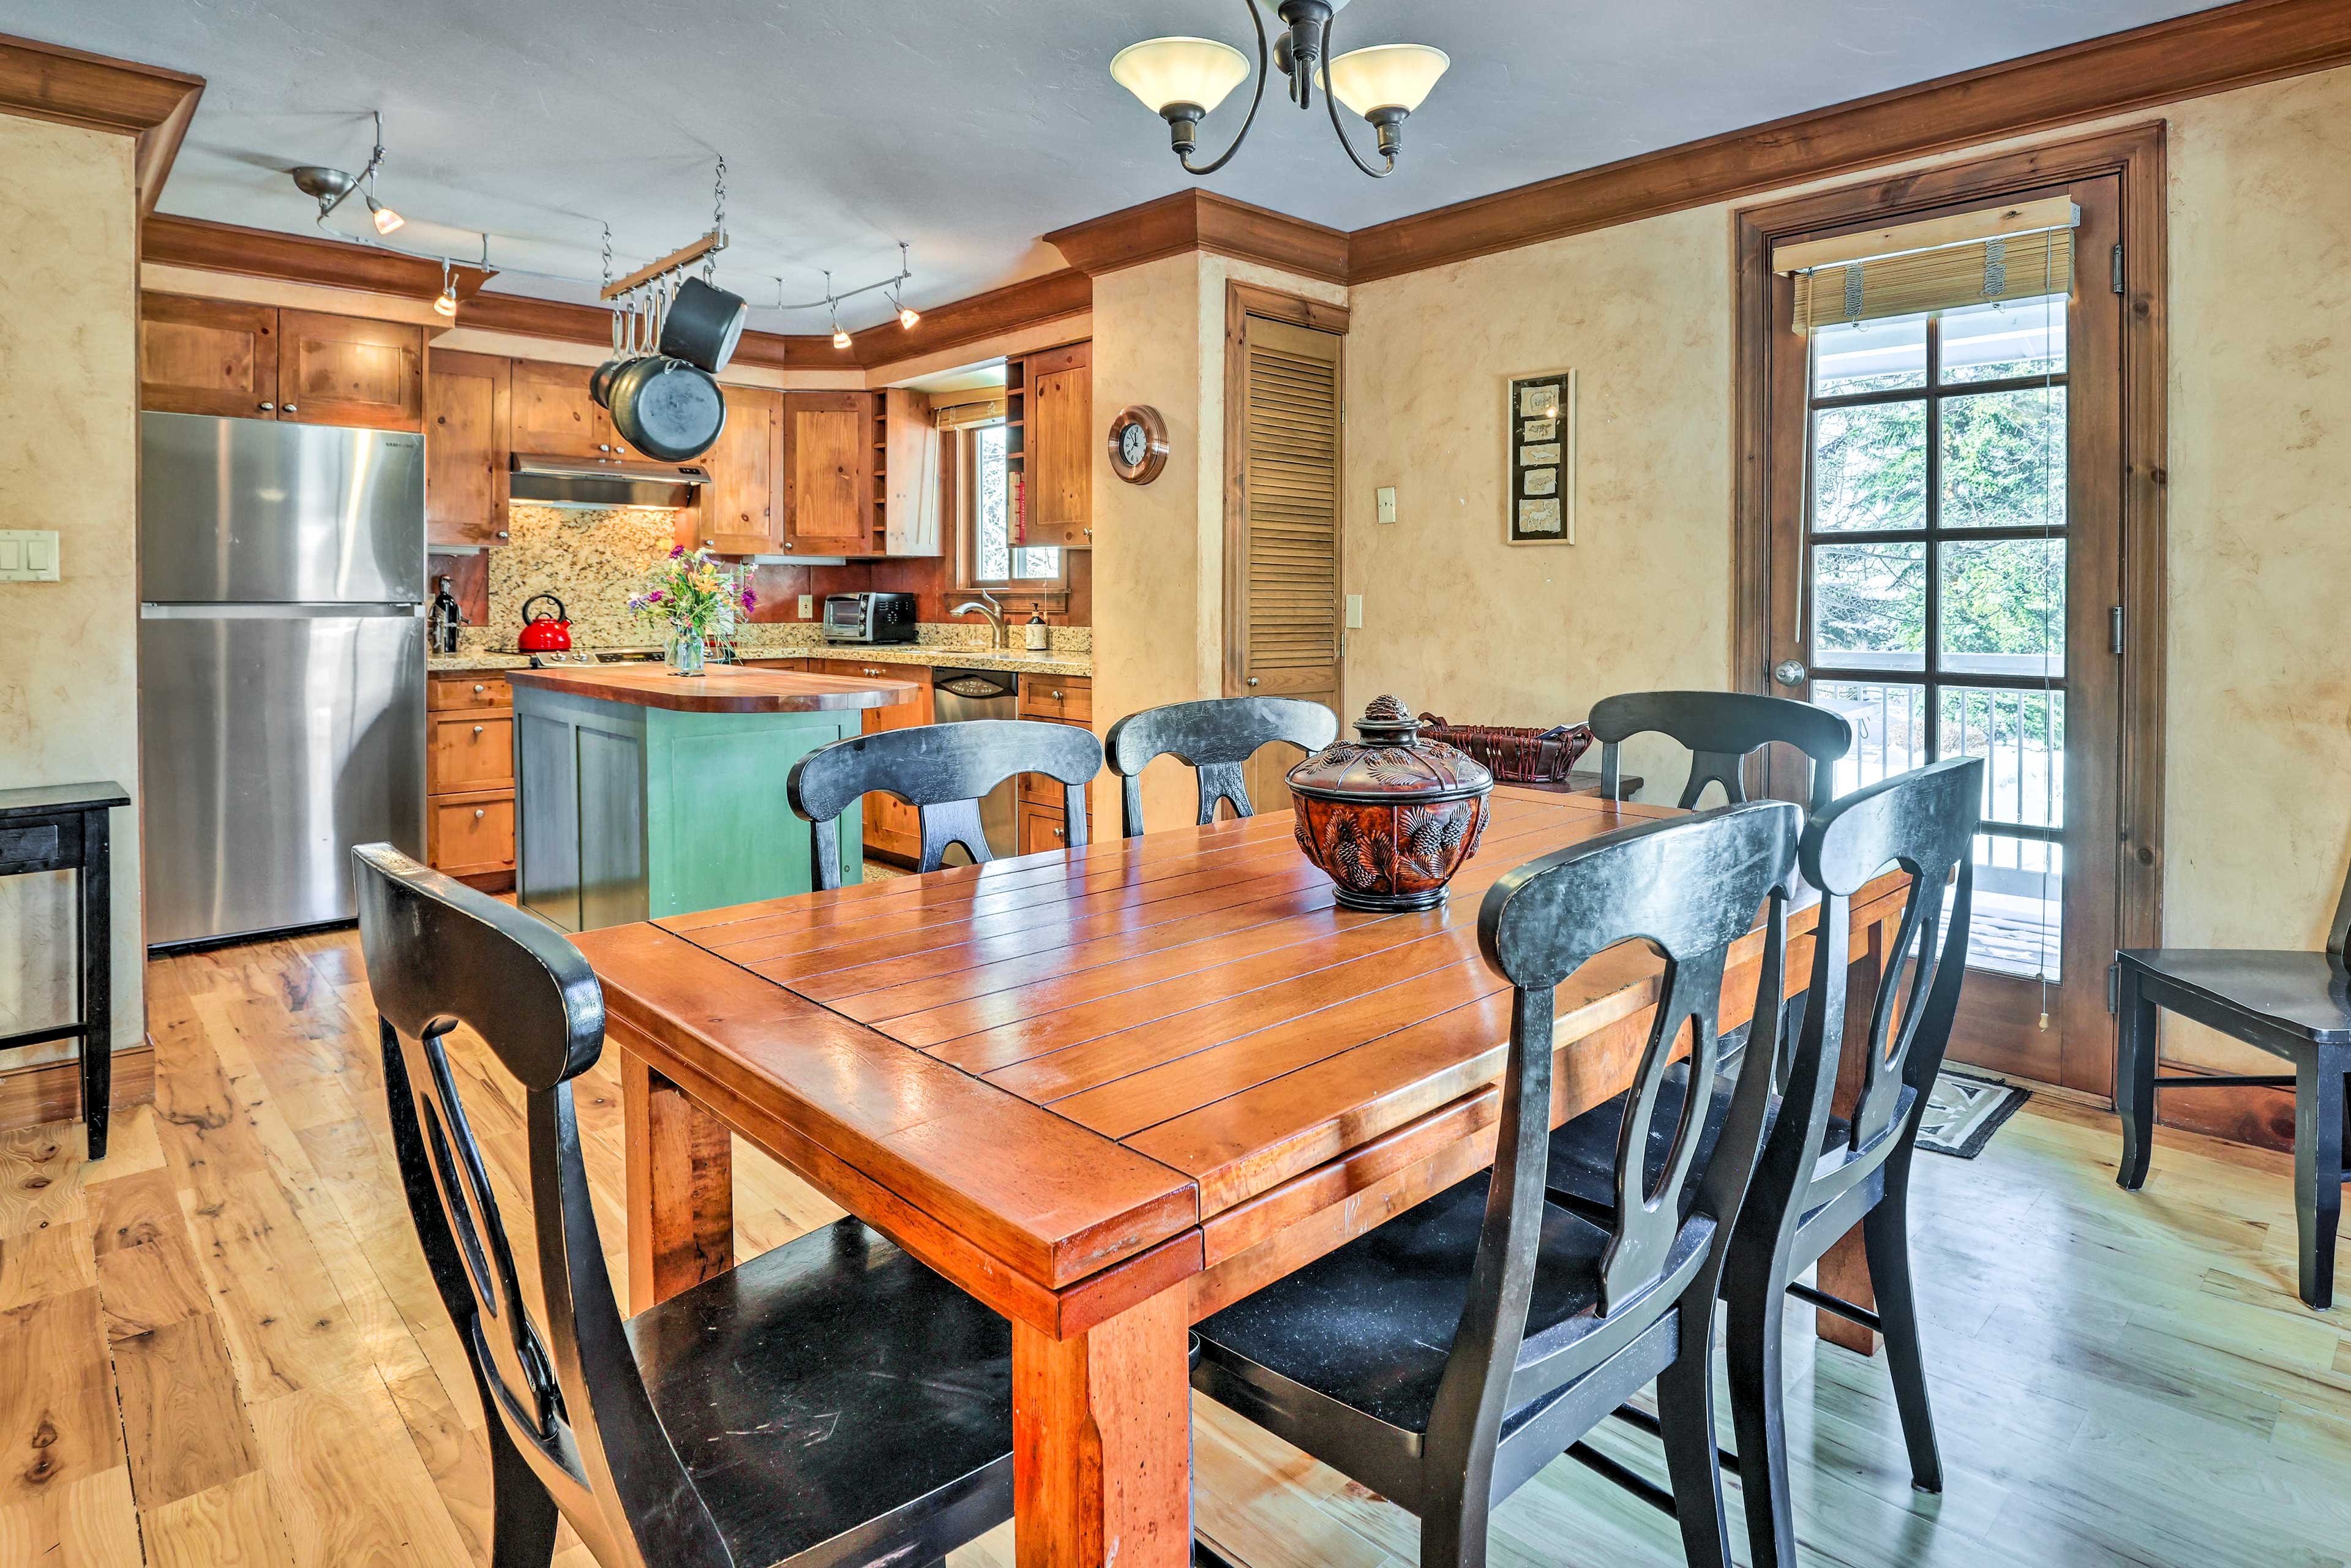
[
  {"left": 1731, "top": 122, "right": 2168, "bottom": 1095},
  {"left": 1223, "top": 280, "right": 1348, "bottom": 702}
]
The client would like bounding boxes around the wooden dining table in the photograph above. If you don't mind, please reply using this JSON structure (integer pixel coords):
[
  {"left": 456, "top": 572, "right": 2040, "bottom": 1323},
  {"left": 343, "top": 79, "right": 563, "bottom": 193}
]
[{"left": 571, "top": 784, "right": 1911, "bottom": 1568}]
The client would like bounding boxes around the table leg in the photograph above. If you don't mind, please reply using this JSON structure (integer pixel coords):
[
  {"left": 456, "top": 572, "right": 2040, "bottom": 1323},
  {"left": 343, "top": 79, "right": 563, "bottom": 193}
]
[
  {"left": 78, "top": 808, "right": 112, "bottom": 1161},
  {"left": 1012, "top": 1285, "right": 1192, "bottom": 1568},
  {"left": 2115, "top": 964, "right": 2158, "bottom": 1189},
  {"left": 1817, "top": 916, "right": 1886, "bottom": 1356},
  {"left": 620, "top": 1049, "right": 734, "bottom": 1316}
]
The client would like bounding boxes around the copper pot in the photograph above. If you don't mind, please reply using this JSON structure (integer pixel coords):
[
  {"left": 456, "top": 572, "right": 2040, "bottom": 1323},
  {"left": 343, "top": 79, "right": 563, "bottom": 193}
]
[{"left": 1287, "top": 695, "right": 1494, "bottom": 912}]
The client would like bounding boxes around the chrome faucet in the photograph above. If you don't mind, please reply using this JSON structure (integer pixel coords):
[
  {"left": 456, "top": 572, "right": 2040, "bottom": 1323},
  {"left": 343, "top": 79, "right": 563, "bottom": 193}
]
[{"left": 953, "top": 590, "right": 1008, "bottom": 650}]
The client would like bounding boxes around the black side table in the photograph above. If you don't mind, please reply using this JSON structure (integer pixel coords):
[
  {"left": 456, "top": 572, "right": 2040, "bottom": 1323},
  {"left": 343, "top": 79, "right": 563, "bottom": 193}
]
[{"left": 0, "top": 782, "right": 130, "bottom": 1158}]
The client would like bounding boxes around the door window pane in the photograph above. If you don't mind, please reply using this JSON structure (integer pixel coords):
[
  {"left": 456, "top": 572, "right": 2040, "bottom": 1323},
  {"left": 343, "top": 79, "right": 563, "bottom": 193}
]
[
  {"left": 1810, "top": 315, "right": 1927, "bottom": 396},
  {"left": 1815, "top": 681, "right": 1927, "bottom": 799},
  {"left": 1940, "top": 538, "right": 2065, "bottom": 678},
  {"left": 1811, "top": 402, "right": 1927, "bottom": 532},
  {"left": 1938, "top": 688, "right": 2064, "bottom": 831},
  {"left": 1967, "top": 834, "right": 2063, "bottom": 980},
  {"left": 1939, "top": 385, "right": 2066, "bottom": 529},
  {"left": 1942, "top": 296, "right": 2066, "bottom": 384},
  {"left": 1813, "top": 541, "right": 1925, "bottom": 672}
]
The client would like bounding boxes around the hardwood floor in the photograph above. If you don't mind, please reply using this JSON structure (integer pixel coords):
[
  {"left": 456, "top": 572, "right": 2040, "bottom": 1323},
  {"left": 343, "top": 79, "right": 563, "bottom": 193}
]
[{"left": 1, "top": 925, "right": 2345, "bottom": 1567}]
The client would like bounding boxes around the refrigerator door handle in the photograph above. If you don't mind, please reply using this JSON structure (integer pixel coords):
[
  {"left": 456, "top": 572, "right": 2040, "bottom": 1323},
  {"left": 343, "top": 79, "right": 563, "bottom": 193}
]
[{"left": 141, "top": 602, "right": 425, "bottom": 619}]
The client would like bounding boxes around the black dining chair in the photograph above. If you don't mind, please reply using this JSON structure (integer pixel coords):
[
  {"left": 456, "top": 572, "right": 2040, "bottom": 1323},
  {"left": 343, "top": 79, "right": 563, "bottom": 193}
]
[
  {"left": 1191, "top": 800, "right": 1801, "bottom": 1568},
  {"left": 1542, "top": 756, "right": 1982, "bottom": 1568},
  {"left": 1103, "top": 696, "right": 1340, "bottom": 836},
  {"left": 1589, "top": 690, "right": 1854, "bottom": 814},
  {"left": 786, "top": 719, "right": 1101, "bottom": 889},
  {"left": 351, "top": 843, "right": 1014, "bottom": 1568},
  {"left": 2116, "top": 858, "right": 2351, "bottom": 1308}
]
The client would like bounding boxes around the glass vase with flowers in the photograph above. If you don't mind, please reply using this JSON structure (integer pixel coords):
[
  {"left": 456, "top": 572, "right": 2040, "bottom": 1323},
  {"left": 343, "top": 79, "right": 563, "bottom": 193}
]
[{"left": 628, "top": 546, "right": 756, "bottom": 677}]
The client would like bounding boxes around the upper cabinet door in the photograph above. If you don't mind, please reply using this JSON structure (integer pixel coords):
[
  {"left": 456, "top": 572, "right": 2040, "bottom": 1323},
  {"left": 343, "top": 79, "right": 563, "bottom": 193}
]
[
  {"left": 692, "top": 385, "right": 784, "bottom": 555},
  {"left": 509, "top": 359, "right": 613, "bottom": 458},
  {"left": 277, "top": 309, "right": 425, "bottom": 430},
  {"left": 782, "top": 391, "right": 877, "bottom": 554},
  {"left": 140, "top": 293, "right": 279, "bottom": 418},
  {"left": 880, "top": 388, "right": 942, "bottom": 557},
  {"left": 1027, "top": 342, "right": 1092, "bottom": 542},
  {"left": 425, "top": 351, "right": 511, "bottom": 547}
]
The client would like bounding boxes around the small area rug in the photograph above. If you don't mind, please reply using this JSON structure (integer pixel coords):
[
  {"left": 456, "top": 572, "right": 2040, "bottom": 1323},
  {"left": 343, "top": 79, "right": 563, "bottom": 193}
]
[{"left": 1918, "top": 1067, "right": 2030, "bottom": 1158}]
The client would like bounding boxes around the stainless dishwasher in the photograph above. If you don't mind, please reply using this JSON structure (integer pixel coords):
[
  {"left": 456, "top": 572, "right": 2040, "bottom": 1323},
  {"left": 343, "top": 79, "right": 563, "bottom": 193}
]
[{"left": 929, "top": 667, "right": 1019, "bottom": 860}]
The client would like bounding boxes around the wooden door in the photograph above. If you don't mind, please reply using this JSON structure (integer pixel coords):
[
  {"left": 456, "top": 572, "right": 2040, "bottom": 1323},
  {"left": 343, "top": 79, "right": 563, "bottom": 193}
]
[
  {"left": 276, "top": 309, "right": 424, "bottom": 430},
  {"left": 1226, "top": 309, "right": 1344, "bottom": 815},
  {"left": 511, "top": 359, "right": 614, "bottom": 457},
  {"left": 1754, "top": 172, "right": 2134, "bottom": 1095},
  {"left": 139, "top": 293, "right": 278, "bottom": 417},
  {"left": 783, "top": 391, "right": 876, "bottom": 554},
  {"left": 881, "top": 388, "right": 943, "bottom": 557},
  {"left": 692, "top": 385, "right": 783, "bottom": 554},
  {"left": 1027, "top": 343, "right": 1092, "bottom": 536},
  {"left": 425, "top": 351, "right": 510, "bottom": 547}
]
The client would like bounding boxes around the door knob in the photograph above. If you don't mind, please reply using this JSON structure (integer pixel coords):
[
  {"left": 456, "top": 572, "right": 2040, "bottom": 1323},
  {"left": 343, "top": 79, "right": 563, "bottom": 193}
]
[
  {"left": 281, "top": 403, "right": 298, "bottom": 414},
  {"left": 1245, "top": 677, "right": 1261, "bottom": 688},
  {"left": 473, "top": 724, "right": 485, "bottom": 735},
  {"left": 474, "top": 809, "right": 486, "bottom": 820},
  {"left": 258, "top": 401, "right": 276, "bottom": 411},
  {"left": 1772, "top": 659, "right": 1808, "bottom": 688}
]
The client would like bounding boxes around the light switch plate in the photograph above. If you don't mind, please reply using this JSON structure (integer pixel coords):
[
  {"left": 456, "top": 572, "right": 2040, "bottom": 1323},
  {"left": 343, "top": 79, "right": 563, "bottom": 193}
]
[
  {"left": 1376, "top": 487, "right": 1397, "bottom": 523},
  {"left": 1344, "top": 593, "right": 1364, "bottom": 629},
  {"left": 798, "top": 595, "right": 815, "bottom": 618},
  {"left": 0, "top": 530, "right": 59, "bottom": 582}
]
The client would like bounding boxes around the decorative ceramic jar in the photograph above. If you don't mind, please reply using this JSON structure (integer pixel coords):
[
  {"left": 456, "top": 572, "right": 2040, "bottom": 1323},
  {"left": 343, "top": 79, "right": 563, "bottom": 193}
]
[{"left": 1287, "top": 695, "right": 1494, "bottom": 911}]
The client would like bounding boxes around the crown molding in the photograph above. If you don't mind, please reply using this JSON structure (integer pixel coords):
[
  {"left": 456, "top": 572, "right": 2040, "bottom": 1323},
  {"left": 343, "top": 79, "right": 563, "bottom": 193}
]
[
  {"left": 145, "top": 214, "right": 497, "bottom": 302},
  {"left": 1045, "top": 190, "right": 1349, "bottom": 284},
  {"left": 0, "top": 31, "right": 204, "bottom": 217},
  {"left": 1347, "top": 0, "right": 2351, "bottom": 282},
  {"left": 846, "top": 266, "right": 1091, "bottom": 366}
]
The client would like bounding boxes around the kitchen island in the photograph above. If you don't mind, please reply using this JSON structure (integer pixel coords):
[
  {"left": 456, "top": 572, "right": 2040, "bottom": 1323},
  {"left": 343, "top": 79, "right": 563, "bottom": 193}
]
[{"left": 505, "top": 664, "right": 920, "bottom": 932}]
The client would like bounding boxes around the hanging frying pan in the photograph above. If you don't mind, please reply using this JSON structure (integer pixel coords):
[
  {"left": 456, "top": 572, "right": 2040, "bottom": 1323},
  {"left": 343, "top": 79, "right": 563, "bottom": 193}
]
[
  {"left": 658, "top": 276, "right": 750, "bottom": 373},
  {"left": 608, "top": 355, "right": 727, "bottom": 462},
  {"left": 588, "top": 290, "right": 644, "bottom": 409}
]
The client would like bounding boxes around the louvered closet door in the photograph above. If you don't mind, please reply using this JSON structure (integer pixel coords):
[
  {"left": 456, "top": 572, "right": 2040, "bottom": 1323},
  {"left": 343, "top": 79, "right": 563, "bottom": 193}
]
[{"left": 1230, "top": 313, "right": 1343, "bottom": 813}]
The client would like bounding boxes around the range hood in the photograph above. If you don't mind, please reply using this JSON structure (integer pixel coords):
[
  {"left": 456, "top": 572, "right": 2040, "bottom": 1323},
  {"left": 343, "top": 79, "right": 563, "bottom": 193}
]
[{"left": 509, "top": 452, "right": 708, "bottom": 511}]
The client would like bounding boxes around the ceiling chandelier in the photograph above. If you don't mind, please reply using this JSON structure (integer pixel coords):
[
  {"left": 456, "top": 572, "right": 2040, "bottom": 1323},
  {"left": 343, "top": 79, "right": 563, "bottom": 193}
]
[{"left": 1111, "top": 1, "right": 1448, "bottom": 178}]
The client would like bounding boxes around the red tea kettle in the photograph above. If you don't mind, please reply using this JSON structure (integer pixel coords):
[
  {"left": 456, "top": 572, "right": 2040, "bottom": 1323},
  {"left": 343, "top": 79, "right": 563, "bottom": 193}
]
[{"left": 517, "top": 594, "right": 572, "bottom": 653}]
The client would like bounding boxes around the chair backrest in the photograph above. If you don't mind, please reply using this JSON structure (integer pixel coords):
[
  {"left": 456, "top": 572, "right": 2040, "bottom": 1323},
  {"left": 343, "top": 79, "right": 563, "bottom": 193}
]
[
  {"left": 1434, "top": 803, "right": 1797, "bottom": 1468},
  {"left": 352, "top": 844, "right": 730, "bottom": 1568},
  {"left": 786, "top": 719, "right": 1102, "bottom": 888},
  {"left": 1589, "top": 690, "right": 1853, "bottom": 814},
  {"left": 1102, "top": 696, "right": 1339, "bottom": 836},
  {"left": 1749, "top": 757, "right": 1982, "bottom": 1252}
]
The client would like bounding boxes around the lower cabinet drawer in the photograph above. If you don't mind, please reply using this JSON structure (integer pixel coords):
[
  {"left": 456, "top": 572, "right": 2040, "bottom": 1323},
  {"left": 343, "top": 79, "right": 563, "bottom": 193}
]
[
  {"left": 430, "top": 713, "right": 514, "bottom": 792},
  {"left": 429, "top": 793, "right": 515, "bottom": 876},
  {"left": 1018, "top": 676, "right": 1091, "bottom": 723},
  {"left": 427, "top": 673, "right": 512, "bottom": 711},
  {"left": 1017, "top": 800, "right": 1090, "bottom": 856}
]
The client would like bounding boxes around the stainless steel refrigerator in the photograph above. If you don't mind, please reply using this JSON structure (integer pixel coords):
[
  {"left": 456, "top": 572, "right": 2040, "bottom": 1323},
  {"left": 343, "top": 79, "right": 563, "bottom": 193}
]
[{"left": 139, "top": 412, "right": 427, "bottom": 948}]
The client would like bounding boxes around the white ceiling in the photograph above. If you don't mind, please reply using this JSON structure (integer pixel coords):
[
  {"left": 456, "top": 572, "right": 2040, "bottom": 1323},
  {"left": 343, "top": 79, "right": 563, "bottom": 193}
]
[{"left": 10, "top": 1, "right": 2222, "bottom": 332}]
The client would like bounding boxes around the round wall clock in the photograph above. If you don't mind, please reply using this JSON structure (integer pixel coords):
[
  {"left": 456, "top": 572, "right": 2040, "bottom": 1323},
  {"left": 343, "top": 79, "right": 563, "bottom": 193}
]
[{"left": 1107, "top": 403, "right": 1170, "bottom": 485}]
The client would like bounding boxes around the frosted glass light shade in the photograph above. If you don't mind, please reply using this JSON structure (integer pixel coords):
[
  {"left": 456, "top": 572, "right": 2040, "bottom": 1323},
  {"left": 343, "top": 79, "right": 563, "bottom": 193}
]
[
  {"left": 1322, "top": 43, "right": 1450, "bottom": 116},
  {"left": 1111, "top": 37, "right": 1251, "bottom": 114}
]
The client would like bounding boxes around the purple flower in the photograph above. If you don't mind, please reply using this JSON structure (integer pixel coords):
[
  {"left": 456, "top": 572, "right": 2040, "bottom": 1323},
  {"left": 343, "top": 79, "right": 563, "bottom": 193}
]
[
  {"left": 647, "top": 588, "right": 665, "bottom": 603},
  {"left": 741, "top": 589, "right": 757, "bottom": 609},
  {"left": 669, "top": 544, "right": 686, "bottom": 559}
]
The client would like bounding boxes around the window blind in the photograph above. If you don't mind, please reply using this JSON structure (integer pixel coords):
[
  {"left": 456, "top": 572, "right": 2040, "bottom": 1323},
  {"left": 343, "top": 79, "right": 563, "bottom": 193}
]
[
  {"left": 1777, "top": 197, "right": 2077, "bottom": 335},
  {"left": 934, "top": 396, "right": 1006, "bottom": 430}
]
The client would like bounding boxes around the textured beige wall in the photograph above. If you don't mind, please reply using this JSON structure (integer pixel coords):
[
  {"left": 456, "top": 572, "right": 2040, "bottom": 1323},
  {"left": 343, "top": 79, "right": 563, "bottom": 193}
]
[
  {"left": 0, "top": 116, "right": 143, "bottom": 1059},
  {"left": 1337, "top": 64, "right": 2351, "bottom": 1076}
]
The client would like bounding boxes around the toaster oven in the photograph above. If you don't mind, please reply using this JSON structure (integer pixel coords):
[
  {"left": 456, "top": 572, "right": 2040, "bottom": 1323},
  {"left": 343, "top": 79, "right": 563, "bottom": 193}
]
[{"left": 822, "top": 591, "right": 918, "bottom": 644}]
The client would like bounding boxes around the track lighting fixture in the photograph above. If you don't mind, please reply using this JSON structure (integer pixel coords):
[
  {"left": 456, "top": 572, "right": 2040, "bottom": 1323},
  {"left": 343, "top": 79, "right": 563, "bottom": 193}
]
[
  {"left": 433, "top": 258, "right": 458, "bottom": 318},
  {"left": 291, "top": 111, "right": 408, "bottom": 233}
]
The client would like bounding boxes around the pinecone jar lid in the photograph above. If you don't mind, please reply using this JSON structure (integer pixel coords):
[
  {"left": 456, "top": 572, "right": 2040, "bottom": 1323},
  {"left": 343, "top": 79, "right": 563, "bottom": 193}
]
[
  {"left": 1286, "top": 694, "right": 1494, "bottom": 805},
  {"left": 1286, "top": 696, "right": 1495, "bottom": 913}
]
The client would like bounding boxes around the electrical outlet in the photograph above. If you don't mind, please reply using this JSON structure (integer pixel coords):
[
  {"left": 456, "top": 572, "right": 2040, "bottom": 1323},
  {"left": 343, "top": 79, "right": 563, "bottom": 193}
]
[
  {"left": 0, "top": 530, "right": 59, "bottom": 582},
  {"left": 1344, "top": 593, "right": 1364, "bottom": 629},
  {"left": 1376, "top": 487, "right": 1397, "bottom": 523},
  {"left": 797, "top": 594, "right": 814, "bottom": 618}
]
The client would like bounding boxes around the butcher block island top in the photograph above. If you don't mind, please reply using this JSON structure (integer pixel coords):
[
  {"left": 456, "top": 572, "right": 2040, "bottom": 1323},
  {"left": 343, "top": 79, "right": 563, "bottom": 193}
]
[{"left": 503, "top": 662, "right": 920, "bottom": 713}]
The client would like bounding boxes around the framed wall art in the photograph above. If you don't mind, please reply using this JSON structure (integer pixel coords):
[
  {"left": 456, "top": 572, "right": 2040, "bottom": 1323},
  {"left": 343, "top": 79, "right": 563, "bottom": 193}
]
[{"left": 1505, "top": 369, "right": 1576, "bottom": 546}]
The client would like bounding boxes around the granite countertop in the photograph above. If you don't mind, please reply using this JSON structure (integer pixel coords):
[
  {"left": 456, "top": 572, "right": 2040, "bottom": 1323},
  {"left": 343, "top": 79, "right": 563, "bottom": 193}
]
[{"left": 429, "top": 642, "right": 1093, "bottom": 678}]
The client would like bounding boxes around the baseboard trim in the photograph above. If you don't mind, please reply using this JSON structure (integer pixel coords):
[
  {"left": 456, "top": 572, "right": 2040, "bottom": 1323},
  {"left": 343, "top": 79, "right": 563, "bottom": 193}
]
[{"left": 0, "top": 1037, "right": 157, "bottom": 1133}]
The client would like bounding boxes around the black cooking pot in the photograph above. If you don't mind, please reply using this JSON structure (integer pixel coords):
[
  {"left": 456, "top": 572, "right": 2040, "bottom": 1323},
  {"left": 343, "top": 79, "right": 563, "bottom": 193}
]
[
  {"left": 587, "top": 356, "right": 625, "bottom": 409},
  {"left": 658, "top": 277, "right": 750, "bottom": 373},
  {"left": 608, "top": 354, "right": 727, "bottom": 462}
]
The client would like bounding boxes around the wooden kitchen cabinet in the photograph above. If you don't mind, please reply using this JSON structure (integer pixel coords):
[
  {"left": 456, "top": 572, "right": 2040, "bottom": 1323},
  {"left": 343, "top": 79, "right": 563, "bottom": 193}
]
[
  {"left": 510, "top": 358, "right": 619, "bottom": 458},
  {"left": 1022, "top": 342, "right": 1092, "bottom": 549},
  {"left": 426, "top": 350, "right": 511, "bottom": 547},
  {"left": 425, "top": 672, "right": 515, "bottom": 888},
  {"left": 861, "top": 675, "right": 934, "bottom": 865},
  {"left": 880, "top": 388, "right": 943, "bottom": 557},
  {"left": 691, "top": 384, "right": 784, "bottom": 555},
  {"left": 1016, "top": 673, "right": 1094, "bottom": 848},
  {"left": 429, "top": 710, "right": 516, "bottom": 795},
  {"left": 139, "top": 296, "right": 426, "bottom": 431},
  {"left": 782, "top": 391, "right": 877, "bottom": 554},
  {"left": 140, "top": 293, "right": 279, "bottom": 417}
]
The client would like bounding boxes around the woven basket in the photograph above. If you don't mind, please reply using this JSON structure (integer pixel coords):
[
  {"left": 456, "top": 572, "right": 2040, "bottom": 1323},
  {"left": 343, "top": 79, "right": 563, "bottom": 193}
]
[{"left": 1414, "top": 715, "right": 1594, "bottom": 786}]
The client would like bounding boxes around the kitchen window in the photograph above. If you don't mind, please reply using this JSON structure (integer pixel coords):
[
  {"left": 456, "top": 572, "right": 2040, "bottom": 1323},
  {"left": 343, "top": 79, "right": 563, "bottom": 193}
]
[{"left": 951, "top": 420, "right": 1065, "bottom": 593}]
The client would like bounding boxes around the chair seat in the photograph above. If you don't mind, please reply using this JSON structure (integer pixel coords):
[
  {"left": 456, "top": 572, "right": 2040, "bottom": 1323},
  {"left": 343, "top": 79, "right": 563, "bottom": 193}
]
[
  {"left": 2119, "top": 948, "right": 2351, "bottom": 1046},
  {"left": 1192, "top": 1169, "right": 1707, "bottom": 1446},
  {"left": 1546, "top": 1059, "right": 1850, "bottom": 1220},
  {"left": 627, "top": 1217, "right": 1014, "bottom": 1568}
]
